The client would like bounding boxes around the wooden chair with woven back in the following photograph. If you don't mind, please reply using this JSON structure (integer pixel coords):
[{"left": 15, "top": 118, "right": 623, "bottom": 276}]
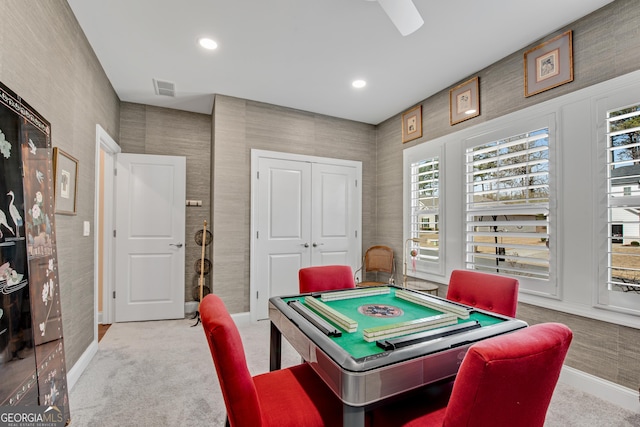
[{"left": 354, "top": 245, "right": 396, "bottom": 287}]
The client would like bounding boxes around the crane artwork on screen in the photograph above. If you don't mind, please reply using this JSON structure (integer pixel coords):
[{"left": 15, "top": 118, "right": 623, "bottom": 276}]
[{"left": 0, "top": 81, "right": 70, "bottom": 424}]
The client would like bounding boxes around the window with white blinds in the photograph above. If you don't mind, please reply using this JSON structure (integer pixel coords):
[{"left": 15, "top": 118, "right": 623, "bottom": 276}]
[
  {"left": 409, "top": 157, "right": 440, "bottom": 269},
  {"left": 465, "top": 128, "right": 550, "bottom": 279},
  {"left": 607, "top": 103, "right": 640, "bottom": 295}
]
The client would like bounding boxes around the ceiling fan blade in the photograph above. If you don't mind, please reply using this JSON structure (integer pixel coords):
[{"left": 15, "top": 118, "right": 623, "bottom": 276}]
[{"left": 377, "top": 0, "right": 424, "bottom": 36}]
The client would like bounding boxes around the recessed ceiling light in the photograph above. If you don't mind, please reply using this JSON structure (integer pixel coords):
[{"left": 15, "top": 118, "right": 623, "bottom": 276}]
[
  {"left": 352, "top": 80, "right": 366, "bottom": 89},
  {"left": 198, "top": 38, "right": 218, "bottom": 50}
]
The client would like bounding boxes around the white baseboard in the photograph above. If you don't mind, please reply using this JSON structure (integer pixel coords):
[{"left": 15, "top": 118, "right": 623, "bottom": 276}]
[
  {"left": 68, "top": 312, "right": 249, "bottom": 391},
  {"left": 560, "top": 365, "right": 640, "bottom": 413},
  {"left": 185, "top": 301, "right": 198, "bottom": 315},
  {"left": 230, "top": 311, "right": 252, "bottom": 326},
  {"left": 67, "top": 339, "right": 98, "bottom": 390}
]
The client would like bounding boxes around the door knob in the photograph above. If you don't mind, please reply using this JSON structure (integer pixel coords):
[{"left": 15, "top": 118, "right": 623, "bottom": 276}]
[
  {"left": 301, "top": 243, "right": 309, "bottom": 248},
  {"left": 170, "top": 243, "right": 183, "bottom": 248},
  {"left": 312, "top": 242, "right": 324, "bottom": 247}
]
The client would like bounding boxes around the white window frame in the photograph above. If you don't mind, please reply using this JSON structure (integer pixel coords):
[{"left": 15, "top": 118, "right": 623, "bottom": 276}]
[
  {"left": 463, "top": 115, "right": 557, "bottom": 296},
  {"left": 596, "top": 94, "right": 640, "bottom": 316},
  {"left": 403, "top": 144, "right": 445, "bottom": 279},
  {"left": 409, "top": 157, "right": 441, "bottom": 264},
  {"left": 403, "top": 70, "right": 640, "bottom": 328}
]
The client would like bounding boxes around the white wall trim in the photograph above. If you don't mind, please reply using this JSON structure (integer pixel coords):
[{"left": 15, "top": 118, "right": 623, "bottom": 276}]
[
  {"left": 230, "top": 311, "right": 252, "bottom": 327},
  {"left": 68, "top": 124, "right": 117, "bottom": 393},
  {"left": 519, "top": 294, "right": 640, "bottom": 330},
  {"left": 559, "top": 365, "right": 640, "bottom": 413},
  {"left": 94, "top": 124, "right": 120, "bottom": 329},
  {"left": 67, "top": 339, "right": 98, "bottom": 390}
]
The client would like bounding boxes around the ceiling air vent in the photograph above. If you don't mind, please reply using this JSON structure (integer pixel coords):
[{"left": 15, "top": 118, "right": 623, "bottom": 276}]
[{"left": 153, "top": 78, "right": 175, "bottom": 97}]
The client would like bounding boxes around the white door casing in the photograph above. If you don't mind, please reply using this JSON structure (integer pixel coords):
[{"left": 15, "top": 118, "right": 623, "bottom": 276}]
[
  {"left": 94, "top": 125, "right": 120, "bottom": 328},
  {"left": 114, "top": 153, "right": 186, "bottom": 322},
  {"left": 251, "top": 150, "right": 362, "bottom": 320}
]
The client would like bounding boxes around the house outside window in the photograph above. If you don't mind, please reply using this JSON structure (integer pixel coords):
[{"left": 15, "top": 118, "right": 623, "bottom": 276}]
[
  {"left": 606, "top": 103, "right": 640, "bottom": 295},
  {"left": 409, "top": 157, "right": 441, "bottom": 269},
  {"left": 465, "top": 128, "right": 550, "bottom": 280}
]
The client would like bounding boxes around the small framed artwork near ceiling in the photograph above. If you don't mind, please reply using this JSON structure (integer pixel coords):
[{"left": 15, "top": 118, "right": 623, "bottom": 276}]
[
  {"left": 402, "top": 105, "right": 422, "bottom": 143},
  {"left": 450, "top": 76, "right": 480, "bottom": 126},
  {"left": 524, "top": 30, "right": 573, "bottom": 97}
]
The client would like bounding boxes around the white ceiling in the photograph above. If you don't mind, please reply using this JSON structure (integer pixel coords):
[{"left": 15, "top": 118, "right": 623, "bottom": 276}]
[{"left": 67, "top": 0, "right": 613, "bottom": 125}]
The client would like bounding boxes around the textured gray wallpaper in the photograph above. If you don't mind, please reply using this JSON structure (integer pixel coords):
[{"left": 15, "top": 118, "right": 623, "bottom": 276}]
[
  {"left": 0, "top": 1, "right": 120, "bottom": 369},
  {"left": 375, "top": 0, "right": 640, "bottom": 392},
  {"left": 209, "top": 0, "right": 640, "bottom": 390},
  {"left": 119, "top": 103, "right": 212, "bottom": 302},
  {"left": 385, "top": 0, "right": 640, "bottom": 146},
  {"left": 2, "top": 0, "right": 638, "bottom": 394},
  {"left": 211, "top": 96, "right": 377, "bottom": 313},
  {"left": 517, "top": 303, "right": 640, "bottom": 391}
]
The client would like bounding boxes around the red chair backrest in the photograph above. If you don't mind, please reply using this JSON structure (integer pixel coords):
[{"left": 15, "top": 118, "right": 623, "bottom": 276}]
[
  {"left": 447, "top": 270, "right": 519, "bottom": 317},
  {"left": 443, "top": 323, "right": 573, "bottom": 427},
  {"left": 299, "top": 265, "right": 356, "bottom": 293},
  {"left": 200, "top": 294, "right": 263, "bottom": 427}
]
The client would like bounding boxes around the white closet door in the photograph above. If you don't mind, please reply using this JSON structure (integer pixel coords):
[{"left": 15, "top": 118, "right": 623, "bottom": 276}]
[
  {"left": 255, "top": 157, "right": 312, "bottom": 319},
  {"left": 311, "top": 162, "right": 357, "bottom": 267},
  {"left": 253, "top": 152, "right": 361, "bottom": 320}
]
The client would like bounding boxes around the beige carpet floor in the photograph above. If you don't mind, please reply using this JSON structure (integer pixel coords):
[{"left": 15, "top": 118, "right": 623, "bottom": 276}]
[{"left": 68, "top": 318, "right": 640, "bottom": 426}]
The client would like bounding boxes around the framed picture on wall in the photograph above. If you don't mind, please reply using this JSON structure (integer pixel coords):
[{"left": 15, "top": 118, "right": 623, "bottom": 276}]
[
  {"left": 402, "top": 105, "right": 422, "bottom": 143},
  {"left": 524, "top": 30, "right": 573, "bottom": 97},
  {"left": 53, "top": 147, "right": 78, "bottom": 215},
  {"left": 450, "top": 76, "right": 480, "bottom": 125}
]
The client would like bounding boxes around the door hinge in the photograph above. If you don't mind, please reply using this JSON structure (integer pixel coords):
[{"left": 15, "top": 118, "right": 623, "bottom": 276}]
[
  {"left": 257, "top": 171, "right": 260, "bottom": 179},
  {"left": 112, "top": 291, "right": 116, "bottom": 299},
  {"left": 355, "top": 230, "right": 358, "bottom": 238},
  {"left": 355, "top": 179, "right": 358, "bottom": 188},
  {"left": 114, "top": 168, "right": 117, "bottom": 176},
  {"left": 256, "top": 231, "right": 259, "bottom": 239},
  {"left": 256, "top": 291, "right": 259, "bottom": 299},
  {"left": 113, "top": 230, "right": 116, "bottom": 238}
]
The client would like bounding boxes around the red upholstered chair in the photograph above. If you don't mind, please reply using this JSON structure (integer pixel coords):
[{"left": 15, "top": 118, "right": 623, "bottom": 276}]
[
  {"left": 298, "top": 265, "right": 356, "bottom": 293},
  {"left": 369, "top": 322, "right": 573, "bottom": 427},
  {"left": 446, "top": 269, "right": 519, "bottom": 317},
  {"left": 200, "top": 294, "right": 343, "bottom": 427}
]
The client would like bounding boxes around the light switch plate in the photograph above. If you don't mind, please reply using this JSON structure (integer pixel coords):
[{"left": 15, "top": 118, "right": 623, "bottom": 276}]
[{"left": 83, "top": 221, "right": 90, "bottom": 236}]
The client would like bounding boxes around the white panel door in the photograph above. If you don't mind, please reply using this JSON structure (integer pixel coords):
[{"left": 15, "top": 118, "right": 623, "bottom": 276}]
[
  {"left": 311, "top": 163, "right": 358, "bottom": 266},
  {"left": 253, "top": 152, "right": 361, "bottom": 320},
  {"left": 256, "top": 158, "right": 312, "bottom": 317},
  {"left": 114, "top": 153, "right": 186, "bottom": 322}
]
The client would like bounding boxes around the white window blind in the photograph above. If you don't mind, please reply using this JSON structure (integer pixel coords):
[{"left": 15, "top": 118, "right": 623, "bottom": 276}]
[
  {"left": 607, "top": 103, "right": 640, "bottom": 294},
  {"left": 409, "top": 157, "right": 440, "bottom": 266},
  {"left": 465, "top": 128, "right": 550, "bottom": 279}
]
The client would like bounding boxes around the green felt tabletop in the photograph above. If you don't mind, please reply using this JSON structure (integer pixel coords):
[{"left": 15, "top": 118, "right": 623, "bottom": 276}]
[{"left": 284, "top": 288, "right": 503, "bottom": 359}]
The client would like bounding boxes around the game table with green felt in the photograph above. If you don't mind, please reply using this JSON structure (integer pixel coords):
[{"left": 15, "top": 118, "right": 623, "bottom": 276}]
[{"left": 269, "top": 285, "right": 527, "bottom": 427}]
